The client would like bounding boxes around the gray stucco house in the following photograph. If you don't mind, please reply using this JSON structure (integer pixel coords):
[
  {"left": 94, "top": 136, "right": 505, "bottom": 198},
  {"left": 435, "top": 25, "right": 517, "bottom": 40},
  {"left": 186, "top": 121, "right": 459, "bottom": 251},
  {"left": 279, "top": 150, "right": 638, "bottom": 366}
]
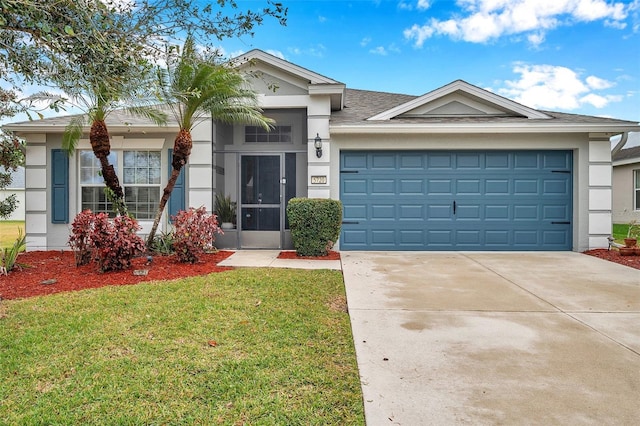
[
  {"left": 612, "top": 142, "right": 640, "bottom": 224},
  {"left": 4, "top": 50, "right": 639, "bottom": 252}
]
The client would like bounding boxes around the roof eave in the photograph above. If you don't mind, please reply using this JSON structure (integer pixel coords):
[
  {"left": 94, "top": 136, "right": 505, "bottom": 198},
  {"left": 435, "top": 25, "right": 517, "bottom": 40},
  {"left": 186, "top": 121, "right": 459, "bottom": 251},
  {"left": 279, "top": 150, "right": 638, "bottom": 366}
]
[
  {"left": 330, "top": 123, "right": 640, "bottom": 135},
  {"left": 3, "top": 124, "right": 180, "bottom": 134}
]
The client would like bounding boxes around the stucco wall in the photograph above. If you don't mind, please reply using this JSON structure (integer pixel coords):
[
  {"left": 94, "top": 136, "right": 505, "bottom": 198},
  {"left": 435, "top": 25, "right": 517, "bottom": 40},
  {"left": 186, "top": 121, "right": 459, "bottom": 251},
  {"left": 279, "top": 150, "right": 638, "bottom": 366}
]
[{"left": 612, "top": 162, "right": 640, "bottom": 223}]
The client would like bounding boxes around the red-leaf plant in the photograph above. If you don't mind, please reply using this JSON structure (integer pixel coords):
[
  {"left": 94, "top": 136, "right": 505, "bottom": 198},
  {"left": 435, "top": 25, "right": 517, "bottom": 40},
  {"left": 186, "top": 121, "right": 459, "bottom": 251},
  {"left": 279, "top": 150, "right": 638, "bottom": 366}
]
[
  {"left": 172, "top": 207, "right": 222, "bottom": 263},
  {"left": 68, "top": 210, "right": 145, "bottom": 272}
]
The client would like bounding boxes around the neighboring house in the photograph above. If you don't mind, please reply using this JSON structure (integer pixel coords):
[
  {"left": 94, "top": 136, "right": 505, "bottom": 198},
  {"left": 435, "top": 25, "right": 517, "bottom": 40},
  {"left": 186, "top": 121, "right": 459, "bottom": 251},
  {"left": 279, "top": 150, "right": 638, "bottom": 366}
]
[
  {"left": 0, "top": 166, "right": 25, "bottom": 221},
  {"left": 612, "top": 143, "right": 640, "bottom": 224},
  {"left": 3, "top": 50, "right": 640, "bottom": 252}
]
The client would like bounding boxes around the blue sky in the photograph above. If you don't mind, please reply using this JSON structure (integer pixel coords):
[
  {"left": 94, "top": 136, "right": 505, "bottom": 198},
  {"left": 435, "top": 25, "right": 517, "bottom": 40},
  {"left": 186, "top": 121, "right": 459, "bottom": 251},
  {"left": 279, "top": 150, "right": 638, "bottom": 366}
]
[{"left": 219, "top": 0, "right": 640, "bottom": 122}]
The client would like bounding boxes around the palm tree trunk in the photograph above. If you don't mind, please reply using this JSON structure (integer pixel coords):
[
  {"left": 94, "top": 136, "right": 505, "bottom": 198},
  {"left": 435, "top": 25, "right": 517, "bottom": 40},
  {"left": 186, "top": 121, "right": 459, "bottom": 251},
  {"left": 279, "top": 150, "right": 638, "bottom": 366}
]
[
  {"left": 146, "top": 128, "right": 192, "bottom": 247},
  {"left": 89, "top": 119, "right": 127, "bottom": 215}
]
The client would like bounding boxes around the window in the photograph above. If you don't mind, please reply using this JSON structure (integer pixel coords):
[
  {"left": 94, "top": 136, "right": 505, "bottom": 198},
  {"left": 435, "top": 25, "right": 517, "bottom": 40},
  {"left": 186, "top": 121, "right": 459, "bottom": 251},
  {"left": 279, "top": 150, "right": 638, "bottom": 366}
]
[
  {"left": 79, "top": 150, "right": 161, "bottom": 219},
  {"left": 635, "top": 170, "right": 640, "bottom": 210},
  {"left": 245, "top": 125, "right": 292, "bottom": 143}
]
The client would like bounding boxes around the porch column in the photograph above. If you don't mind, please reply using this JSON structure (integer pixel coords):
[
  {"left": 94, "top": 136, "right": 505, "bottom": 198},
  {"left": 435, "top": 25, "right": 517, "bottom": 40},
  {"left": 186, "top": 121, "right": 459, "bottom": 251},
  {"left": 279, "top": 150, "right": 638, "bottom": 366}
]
[
  {"left": 23, "top": 134, "right": 48, "bottom": 251},
  {"left": 307, "top": 95, "right": 331, "bottom": 199},
  {"left": 587, "top": 134, "right": 613, "bottom": 249},
  {"left": 187, "top": 119, "right": 214, "bottom": 211}
]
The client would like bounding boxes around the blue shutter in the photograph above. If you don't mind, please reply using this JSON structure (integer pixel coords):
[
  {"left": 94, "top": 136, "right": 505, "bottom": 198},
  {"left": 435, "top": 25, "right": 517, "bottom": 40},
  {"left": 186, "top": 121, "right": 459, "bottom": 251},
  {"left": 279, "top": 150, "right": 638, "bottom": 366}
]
[
  {"left": 168, "top": 149, "right": 185, "bottom": 221},
  {"left": 51, "top": 149, "right": 69, "bottom": 223}
]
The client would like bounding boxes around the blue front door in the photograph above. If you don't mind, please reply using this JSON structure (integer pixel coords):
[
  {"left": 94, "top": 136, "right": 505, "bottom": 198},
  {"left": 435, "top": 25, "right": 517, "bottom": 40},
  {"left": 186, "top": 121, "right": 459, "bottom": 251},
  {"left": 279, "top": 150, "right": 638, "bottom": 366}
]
[{"left": 340, "top": 150, "right": 573, "bottom": 251}]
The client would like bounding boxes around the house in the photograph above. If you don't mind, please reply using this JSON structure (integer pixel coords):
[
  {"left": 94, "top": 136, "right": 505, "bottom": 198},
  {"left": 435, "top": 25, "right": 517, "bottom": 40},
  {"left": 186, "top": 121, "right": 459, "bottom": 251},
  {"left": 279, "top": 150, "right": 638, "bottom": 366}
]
[
  {"left": 3, "top": 50, "right": 639, "bottom": 252},
  {"left": 0, "top": 166, "right": 25, "bottom": 221},
  {"left": 612, "top": 140, "right": 640, "bottom": 224}
]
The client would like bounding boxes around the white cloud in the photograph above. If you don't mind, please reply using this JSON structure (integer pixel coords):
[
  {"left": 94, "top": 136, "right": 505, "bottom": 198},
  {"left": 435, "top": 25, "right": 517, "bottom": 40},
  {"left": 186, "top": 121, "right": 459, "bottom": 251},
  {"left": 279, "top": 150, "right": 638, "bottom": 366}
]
[
  {"left": 360, "top": 37, "right": 372, "bottom": 47},
  {"left": 417, "top": 0, "right": 431, "bottom": 10},
  {"left": 369, "top": 44, "right": 401, "bottom": 56},
  {"left": 404, "top": 0, "right": 631, "bottom": 47},
  {"left": 495, "top": 64, "right": 621, "bottom": 111},
  {"left": 586, "top": 75, "right": 614, "bottom": 90},
  {"left": 370, "top": 46, "right": 389, "bottom": 55}
]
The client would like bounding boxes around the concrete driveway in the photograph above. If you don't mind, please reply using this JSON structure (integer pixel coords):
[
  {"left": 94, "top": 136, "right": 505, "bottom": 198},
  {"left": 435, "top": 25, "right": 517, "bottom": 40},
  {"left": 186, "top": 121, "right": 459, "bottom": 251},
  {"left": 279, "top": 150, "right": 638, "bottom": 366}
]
[{"left": 341, "top": 252, "right": 640, "bottom": 425}]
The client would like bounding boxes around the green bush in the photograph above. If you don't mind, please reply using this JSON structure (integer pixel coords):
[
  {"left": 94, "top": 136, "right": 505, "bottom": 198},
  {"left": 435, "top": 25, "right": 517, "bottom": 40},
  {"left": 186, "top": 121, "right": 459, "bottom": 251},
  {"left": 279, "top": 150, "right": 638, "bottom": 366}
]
[{"left": 287, "top": 198, "right": 342, "bottom": 256}]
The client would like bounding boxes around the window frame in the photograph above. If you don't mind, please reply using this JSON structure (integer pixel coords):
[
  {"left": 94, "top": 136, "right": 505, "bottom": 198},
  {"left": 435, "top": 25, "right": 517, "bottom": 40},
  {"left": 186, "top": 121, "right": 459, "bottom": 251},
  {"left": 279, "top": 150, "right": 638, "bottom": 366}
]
[
  {"left": 244, "top": 125, "right": 293, "bottom": 144},
  {"left": 634, "top": 169, "right": 640, "bottom": 211},
  {"left": 78, "top": 149, "right": 162, "bottom": 220}
]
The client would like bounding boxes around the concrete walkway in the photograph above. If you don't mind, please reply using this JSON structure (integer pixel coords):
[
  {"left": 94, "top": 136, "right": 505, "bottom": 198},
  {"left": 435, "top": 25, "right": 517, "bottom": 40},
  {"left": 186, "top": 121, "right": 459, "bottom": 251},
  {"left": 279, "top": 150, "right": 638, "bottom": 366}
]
[
  {"left": 341, "top": 252, "right": 640, "bottom": 425},
  {"left": 217, "top": 250, "right": 341, "bottom": 270}
]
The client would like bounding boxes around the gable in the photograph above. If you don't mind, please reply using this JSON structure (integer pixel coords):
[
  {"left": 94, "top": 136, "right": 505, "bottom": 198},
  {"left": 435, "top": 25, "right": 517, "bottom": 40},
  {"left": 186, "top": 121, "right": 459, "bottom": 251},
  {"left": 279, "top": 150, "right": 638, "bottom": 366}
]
[
  {"left": 368, "top": 80, "right": 551, "bottom": 121},
  {"left": 243, "top": 62, "right": 311, "bottom": 96}
]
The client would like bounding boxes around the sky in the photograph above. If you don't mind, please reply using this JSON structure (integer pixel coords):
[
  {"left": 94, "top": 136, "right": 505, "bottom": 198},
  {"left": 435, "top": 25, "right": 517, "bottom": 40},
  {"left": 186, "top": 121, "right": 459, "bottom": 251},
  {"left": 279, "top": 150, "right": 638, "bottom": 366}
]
[
  {"left": 216, "top": 0, "right": 640, "bottom": 124},
  {"left": 3, "top": 0, "right": 639, "bottom": 127}
]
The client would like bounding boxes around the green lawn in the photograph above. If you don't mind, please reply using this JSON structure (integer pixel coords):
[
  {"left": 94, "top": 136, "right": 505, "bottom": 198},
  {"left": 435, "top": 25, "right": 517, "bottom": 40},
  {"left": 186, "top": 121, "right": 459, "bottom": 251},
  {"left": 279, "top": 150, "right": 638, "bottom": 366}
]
[
  {"left": 0, "top": 268, "right": 365, "bottom": 425},
  {"left": 0, "top": 221, "right": 24, "bottom": 249},
  {"left": 613, "top": 223, "right": 631, "bottom": 243}
]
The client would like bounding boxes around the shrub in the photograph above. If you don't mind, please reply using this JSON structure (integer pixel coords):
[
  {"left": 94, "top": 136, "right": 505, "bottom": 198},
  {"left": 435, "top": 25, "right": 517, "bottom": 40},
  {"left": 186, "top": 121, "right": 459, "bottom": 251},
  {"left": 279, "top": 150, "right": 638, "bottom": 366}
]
[
  {"left": 68, "top": 210, "right": 95, "bottom": 266},
  {"left": 287, "top": 198, "right": 342, "bottom": 256},
  {"left": 91, "top": 214, "right": 145, "bottom": 272},
  {"left": 68, "top": 211, "right": 145, "bottom": 272},
  {"left": 172, "top": 207, "right": 221, "bottom": 263},
  {"left": 1, "top": 228, "right": 26, "bottom": 275}
]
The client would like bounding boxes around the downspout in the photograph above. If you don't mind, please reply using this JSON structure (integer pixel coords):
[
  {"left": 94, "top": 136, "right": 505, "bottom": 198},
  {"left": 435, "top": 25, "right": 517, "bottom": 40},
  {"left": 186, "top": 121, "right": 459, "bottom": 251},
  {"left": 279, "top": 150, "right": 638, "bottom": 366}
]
[{"left": 611, "top": 132, "right": 629, "bottom": 156}]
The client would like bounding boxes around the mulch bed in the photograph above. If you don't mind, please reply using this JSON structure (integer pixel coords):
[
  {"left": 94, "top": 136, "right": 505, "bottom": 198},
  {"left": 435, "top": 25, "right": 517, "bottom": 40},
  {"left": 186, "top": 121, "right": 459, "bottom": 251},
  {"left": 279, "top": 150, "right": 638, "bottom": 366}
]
[
  {"left": 277, "top": 250, "right": 341, "bottom": 260},
  {"left": 0, "top": 250, "right": 234, "bottom": 300},
  {"left": 583, "top": 248, "right": 640, "bottom": 270}
]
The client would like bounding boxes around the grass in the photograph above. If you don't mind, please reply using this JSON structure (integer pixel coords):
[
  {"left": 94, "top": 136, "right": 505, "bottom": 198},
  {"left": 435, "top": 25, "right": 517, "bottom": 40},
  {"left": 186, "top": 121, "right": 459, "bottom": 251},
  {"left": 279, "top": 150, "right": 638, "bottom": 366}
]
[
  {"left": 0, "top": 221, "right": 24, "bottom": 250},
  {"left": 0, "top": 268, "right": 364, "bottom": 425},
  {"left": 613, "top": 223, "right": 631, "bottom": 243}
]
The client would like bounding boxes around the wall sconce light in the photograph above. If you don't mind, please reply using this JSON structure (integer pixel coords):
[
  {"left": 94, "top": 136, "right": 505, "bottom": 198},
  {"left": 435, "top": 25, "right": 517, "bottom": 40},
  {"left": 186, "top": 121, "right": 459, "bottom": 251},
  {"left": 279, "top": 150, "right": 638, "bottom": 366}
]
[{"left": 314, "top": 133, "right": 322, "bottom": 158}]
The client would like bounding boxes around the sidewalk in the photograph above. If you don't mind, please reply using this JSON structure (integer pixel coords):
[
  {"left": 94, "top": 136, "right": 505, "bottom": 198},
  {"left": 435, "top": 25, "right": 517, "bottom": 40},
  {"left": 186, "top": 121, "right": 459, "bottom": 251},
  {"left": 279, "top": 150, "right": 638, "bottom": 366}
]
[{"left": 217, "top": 250, "right": 342, "bottom": 270}]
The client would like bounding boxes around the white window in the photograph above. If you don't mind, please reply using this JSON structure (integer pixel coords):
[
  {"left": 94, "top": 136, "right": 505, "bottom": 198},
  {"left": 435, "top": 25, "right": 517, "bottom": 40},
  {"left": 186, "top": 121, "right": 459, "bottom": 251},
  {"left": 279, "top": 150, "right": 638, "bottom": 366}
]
[
  {"left": 635, "top": 169, "right": 640, "bottom": 210},
  {"left": 245, "top": 125, "right": 292, "bottom": 143},
  {"left": 79, "top": 150, "right": 161, "bottom": 219}
]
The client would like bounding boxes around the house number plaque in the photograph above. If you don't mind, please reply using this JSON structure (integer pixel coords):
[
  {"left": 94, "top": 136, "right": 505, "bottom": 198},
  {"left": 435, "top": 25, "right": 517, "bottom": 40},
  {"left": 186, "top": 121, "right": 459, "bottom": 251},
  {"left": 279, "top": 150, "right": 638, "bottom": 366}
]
[{"left": 311, "top": 175, "right": 327, "bottom": 184}]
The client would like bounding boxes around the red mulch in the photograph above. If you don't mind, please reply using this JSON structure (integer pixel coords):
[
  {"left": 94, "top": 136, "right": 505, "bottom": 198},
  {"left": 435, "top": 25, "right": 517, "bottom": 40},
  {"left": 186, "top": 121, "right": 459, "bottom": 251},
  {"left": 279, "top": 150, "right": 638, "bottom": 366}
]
[
  {"left": 277, "top": 250, "right": 341, "bottom": 260},
  {"left": 0, "top": 250, "right": 234, "bottom": 300},
  {"left": 583, "top": 249, "right": 640, "bottom": 270}
]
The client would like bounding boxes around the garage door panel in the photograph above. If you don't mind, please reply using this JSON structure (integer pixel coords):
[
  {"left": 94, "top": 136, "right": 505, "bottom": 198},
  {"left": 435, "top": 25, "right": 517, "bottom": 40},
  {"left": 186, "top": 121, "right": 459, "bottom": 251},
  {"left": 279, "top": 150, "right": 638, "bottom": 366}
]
[
  {"left": 340, "top": 151, "right": 572, "bottom": 251},
  {"left": 371, "top": 204, "right": 395, "bottom": 219},
  {"left": 428, "top": 179, "right": 453, "bottom": 194},
  {"left": 371, "top": 179, "right": 395, "bottom": 194},
  {"left": 342, "top": 179, "right": 368, "bottom": 195}
]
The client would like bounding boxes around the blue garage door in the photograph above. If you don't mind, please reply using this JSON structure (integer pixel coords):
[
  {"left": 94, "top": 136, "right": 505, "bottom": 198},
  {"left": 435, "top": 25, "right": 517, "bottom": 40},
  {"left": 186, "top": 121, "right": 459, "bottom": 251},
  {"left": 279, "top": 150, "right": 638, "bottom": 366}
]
[{"left": 340, "top": 151, "right": 572, "bottom": 251}]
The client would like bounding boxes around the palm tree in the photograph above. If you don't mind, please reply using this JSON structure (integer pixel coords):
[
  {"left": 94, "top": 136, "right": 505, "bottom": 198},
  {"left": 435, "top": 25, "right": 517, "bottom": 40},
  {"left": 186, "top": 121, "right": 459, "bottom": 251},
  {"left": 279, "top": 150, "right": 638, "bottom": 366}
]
[
  {"left": 62, "top": 79, "right": 166, "bottom": 216},
  {"left": 145, "top": 36, "right": 274, "bottom": 246}
]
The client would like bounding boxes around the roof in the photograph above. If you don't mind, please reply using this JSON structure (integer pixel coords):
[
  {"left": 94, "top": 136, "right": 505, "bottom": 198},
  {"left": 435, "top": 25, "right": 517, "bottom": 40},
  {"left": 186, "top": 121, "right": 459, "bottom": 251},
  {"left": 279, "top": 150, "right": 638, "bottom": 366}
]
[
  {"left": 612, "top": 145, "right": 640, "bottom": 165},
  {"left": 2, "top": 108, "right": 180, "bottom": 134},
  {"left": 330, "top": 88, "right": 640, "bottom": 134}
]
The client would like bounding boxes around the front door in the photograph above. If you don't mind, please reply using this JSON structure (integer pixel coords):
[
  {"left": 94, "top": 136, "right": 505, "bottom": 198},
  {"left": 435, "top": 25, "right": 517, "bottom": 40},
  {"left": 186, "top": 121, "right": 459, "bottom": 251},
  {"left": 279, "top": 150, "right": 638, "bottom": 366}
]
[{"left": 240, "top": 155, "right": 283, "bottom": 248}]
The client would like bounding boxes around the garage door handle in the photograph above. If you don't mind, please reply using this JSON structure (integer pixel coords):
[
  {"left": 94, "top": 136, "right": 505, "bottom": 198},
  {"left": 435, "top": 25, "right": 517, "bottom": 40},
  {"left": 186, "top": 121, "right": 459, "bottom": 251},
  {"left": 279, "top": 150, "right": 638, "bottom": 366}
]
[
  {"left": 342, "top": 221, "right": 359, "bottom": 225},
  {"left": 551, "top": 221, "right": 571, "bottom": 225},
  {"left": 453, "top": 201, "right": 456, "bottom": 215}
]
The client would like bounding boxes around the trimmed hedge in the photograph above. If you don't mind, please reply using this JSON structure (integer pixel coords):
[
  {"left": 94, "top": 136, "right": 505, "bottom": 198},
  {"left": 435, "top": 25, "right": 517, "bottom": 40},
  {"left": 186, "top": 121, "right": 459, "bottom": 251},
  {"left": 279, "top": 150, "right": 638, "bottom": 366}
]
[{"left": 287, "top": 198, "right": 343, "bottom": 256}]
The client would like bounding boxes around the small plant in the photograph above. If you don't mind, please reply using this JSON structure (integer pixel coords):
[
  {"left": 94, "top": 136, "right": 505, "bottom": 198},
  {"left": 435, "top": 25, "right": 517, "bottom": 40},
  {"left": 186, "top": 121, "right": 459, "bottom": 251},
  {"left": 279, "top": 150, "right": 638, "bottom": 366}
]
[
  {"left": 172, "top": 207, "right": 221, "bottom": 263},
  {"left": 91, "top": 213, "right": 145, "bottom": 272},
  {"left": 287, "top": 198, "right": 343, "bottom": 257},
  {"left": 627, "top": 220, "right": 639, "bottom": 239},
  {"left": 214, "top": 193, "right": 236, "bottom": 225},
  {"left": 68, "top": 209, "right": 95, "bottom": 266},
  {"left": 68, "top": 210, "right": 145, "bottom": 272},
  {"left": 0, "top": 228, "right": 26, "bottom": 275},
  {"left": 149, "top": 230, "right": 176, "bottom": 255}
]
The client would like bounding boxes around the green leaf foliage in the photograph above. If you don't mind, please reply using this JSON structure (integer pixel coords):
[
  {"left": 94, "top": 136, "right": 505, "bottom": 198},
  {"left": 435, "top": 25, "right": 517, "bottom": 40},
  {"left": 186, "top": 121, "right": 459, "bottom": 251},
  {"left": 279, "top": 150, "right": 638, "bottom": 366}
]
[{"left": 287, "top": 198, "right": 343, "bottom": 257}]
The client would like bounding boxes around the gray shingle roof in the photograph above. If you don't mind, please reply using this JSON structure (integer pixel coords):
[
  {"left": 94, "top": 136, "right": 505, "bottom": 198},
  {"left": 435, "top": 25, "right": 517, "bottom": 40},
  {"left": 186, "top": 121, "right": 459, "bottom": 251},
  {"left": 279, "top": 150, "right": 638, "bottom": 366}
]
[
  {"left": 613, "top": 145, "right": 640, "bottom": 163},
  {"left": 331, "top": 88, "right": 639, "bottom": 127}
]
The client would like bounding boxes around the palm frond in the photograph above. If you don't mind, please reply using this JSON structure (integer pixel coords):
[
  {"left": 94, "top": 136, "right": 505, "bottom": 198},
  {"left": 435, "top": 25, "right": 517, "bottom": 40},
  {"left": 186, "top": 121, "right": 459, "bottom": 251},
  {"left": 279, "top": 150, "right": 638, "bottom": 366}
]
[{"left": 62, "top": 116, "right": 87, "bottom": 155}]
